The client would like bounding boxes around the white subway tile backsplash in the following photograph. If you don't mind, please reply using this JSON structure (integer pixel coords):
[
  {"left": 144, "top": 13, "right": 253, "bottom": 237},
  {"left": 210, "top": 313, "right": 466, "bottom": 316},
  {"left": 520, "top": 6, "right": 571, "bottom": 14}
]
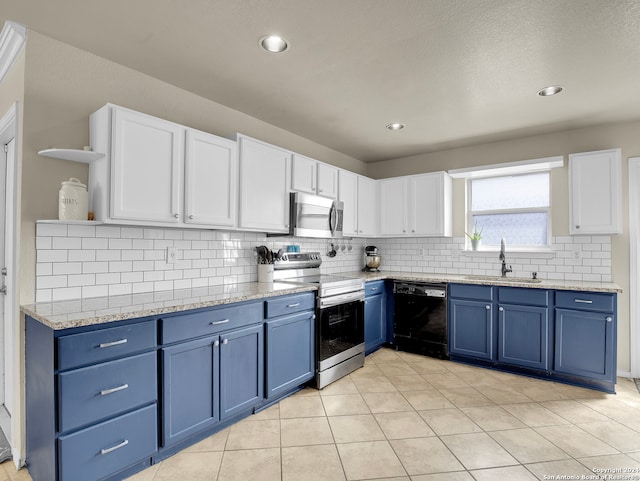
[{"left": 35, "top": 221, "right": 613, "bottom": 302}]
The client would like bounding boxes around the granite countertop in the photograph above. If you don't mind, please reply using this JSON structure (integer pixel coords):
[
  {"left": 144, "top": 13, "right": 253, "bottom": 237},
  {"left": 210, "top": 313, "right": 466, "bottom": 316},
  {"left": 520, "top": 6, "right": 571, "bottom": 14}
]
[
  {"left": 22, "top": 270, "right": 622, "bottom": 331},
  {"left": 21, "top": 282, "right": 317, "bottom": 330},
  {"left": 342, "top": 270, "right": 623, "bottom": 293}
]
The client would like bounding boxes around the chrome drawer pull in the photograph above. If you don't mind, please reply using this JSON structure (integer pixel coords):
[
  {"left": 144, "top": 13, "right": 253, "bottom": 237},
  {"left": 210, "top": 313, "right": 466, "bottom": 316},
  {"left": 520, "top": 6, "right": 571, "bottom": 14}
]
[
  {"left": 574, "top": 299, "right": 593, "bottom": 304},
  {"left": 287, "top": 303, "right": 300, "bottom": 308},
  {"left": 100, "top": 383, "right": 129, "bottom": 396},
  {"left": 98, "top": 339, "right": 127, "bottom": 349},
  {"left": 100, "top": 439, "right": 129, "bottom": 455},
  {"left": 210, "top": 319, "right": 230, "bottom": 325}
]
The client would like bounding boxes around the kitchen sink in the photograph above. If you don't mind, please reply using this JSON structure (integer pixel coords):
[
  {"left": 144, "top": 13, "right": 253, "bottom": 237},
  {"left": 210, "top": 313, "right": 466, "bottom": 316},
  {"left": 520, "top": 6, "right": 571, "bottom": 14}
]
[{"left": 464, "top": 275, "right": 542, "bottom": 284}]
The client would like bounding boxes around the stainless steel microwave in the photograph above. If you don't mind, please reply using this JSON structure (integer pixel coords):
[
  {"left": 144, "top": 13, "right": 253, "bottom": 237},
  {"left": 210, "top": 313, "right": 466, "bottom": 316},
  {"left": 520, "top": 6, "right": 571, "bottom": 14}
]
[{"left": 289, "top": 192, "right": 343, "bottom": 238}]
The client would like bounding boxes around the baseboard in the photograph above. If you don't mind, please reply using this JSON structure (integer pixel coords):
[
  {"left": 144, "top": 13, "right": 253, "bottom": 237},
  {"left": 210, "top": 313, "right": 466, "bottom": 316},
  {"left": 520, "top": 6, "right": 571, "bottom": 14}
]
[{"left": 617, "top": 369, "right": 632, "bottom": 378}]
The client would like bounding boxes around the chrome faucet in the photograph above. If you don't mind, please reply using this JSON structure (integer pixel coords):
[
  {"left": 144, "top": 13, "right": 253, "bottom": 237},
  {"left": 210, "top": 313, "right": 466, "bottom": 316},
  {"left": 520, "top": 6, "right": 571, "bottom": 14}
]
[{"left": 499, "top": 238, "right": 512, "bottom": 277}]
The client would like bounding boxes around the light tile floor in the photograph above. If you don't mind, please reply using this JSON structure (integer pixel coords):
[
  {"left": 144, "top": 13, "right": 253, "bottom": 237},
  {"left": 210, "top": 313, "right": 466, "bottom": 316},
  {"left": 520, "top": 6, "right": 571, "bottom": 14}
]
[{"left": 8, "top": 347, "right": 640, "bottom": 481}]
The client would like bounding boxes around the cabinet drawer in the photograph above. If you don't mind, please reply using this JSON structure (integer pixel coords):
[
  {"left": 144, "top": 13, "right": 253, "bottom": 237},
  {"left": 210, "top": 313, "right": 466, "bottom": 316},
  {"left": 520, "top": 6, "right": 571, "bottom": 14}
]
[
  {"left": 58, "top": 403, "right": 157, "bottom": 481},
  {"left": 498, "top": 287, "right": 549, "bottom": 307},
  {"left": 162, "top": 301, "right": 263, "bottom": 344},
  {"left": 264, "top": 292, "right": 315, "bottom": 318},
  {"left": 365, "top": 280, "right": 385, "bottom": 297},
  {"left": 58, "top": 352, "right": 157, "bottom": 433},
  {"left": 555, "top": 291, "right": 615, "bottom": 312},
  {"left": 57, "top": 321, "right": 157, "bottom": 371},
  {"left": 449, "top": 283, "right": 493, "bottom": 301}
]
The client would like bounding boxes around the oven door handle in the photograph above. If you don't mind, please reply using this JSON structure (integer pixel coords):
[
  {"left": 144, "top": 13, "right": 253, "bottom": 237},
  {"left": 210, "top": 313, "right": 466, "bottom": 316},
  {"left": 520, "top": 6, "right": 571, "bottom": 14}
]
[{"left": 318, "top": 290, "right": 365, "bottom": 309}]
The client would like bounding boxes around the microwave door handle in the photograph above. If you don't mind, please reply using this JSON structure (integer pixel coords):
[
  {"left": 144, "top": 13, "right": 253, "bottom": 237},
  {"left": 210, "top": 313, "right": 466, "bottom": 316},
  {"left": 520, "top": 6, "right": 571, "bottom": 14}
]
[{"left": 329, "top": 203, "right": 337, "bottom": 236}]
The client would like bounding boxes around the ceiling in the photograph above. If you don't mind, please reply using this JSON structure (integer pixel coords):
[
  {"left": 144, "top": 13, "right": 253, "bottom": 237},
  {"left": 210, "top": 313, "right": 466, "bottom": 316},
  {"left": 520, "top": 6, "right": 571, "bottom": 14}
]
[{"left": 2, "top": 0, "right": 640, "bottom": 163}]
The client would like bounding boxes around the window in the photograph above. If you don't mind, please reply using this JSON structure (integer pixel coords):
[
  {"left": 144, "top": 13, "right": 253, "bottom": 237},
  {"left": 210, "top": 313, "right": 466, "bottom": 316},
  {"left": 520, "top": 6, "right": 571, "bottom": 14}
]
[{"left": 468, "top": 171, "right": 550, "bottom": 248}]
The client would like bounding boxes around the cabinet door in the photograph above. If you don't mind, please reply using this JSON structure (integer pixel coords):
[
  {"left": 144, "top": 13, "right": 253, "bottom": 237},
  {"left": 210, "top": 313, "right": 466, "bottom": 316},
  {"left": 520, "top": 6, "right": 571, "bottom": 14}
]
[
  {"left": 291, "top": 154, "right": 317, "bottom": 194},
  {"left": 357, "top": 175, "right": 378, "bottom": 236},
  {"left": 338, "top": 169, "right": 358, "bottom": 236},
  {"left": 365, "top": 293, "right": 386, "bottom": 354},
  {"left": 111, "top": 107, "right": 184, "bottom": 223},
  {"left": 569, "top": 148, "right": 622, "bottom": 234},
  {"left": 265, "top": 311, "right": 314, "bottom": 399},
  {"left": 185, "top": 129, "right": 237, "bottom": 227},
  {"left": 161, "top": 336, "right": 218, "bottom": 447},
  {"left": 409, "top": 173, "right": 447, "bottom": 236},
  {"left": 449, "top": 299, "right": 495, "bottom": 360},
  {"left": 379, "top": 178, "right": 407, "bottom": 236},
  {"left": 219, "top": 324, "right": 264, "bottom": 420},
  {"left": 317, "top": 162, "right": 339, "bottom": 199},
  {"left": 238, "top": 136, "right": 291, "bottom": 233},
  {"left": 498, "top": 304, "right": 549, "bottom": 370},
  {"left": 554, "top": 309, "right": 615, "bottom": 381}
]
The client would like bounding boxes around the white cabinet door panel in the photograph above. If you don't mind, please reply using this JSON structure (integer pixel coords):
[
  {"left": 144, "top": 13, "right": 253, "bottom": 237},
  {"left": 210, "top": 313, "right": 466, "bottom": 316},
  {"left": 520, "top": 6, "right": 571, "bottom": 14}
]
[
  {"left": 570, "top": 148, "right": 622, "bottom": 234},
  {"left": 239, "top": 136, "right": 291, "bottom": 233},
  {"left": 357, "top": 176, "right": 377, "bottom": 236},
  {"left": 111, "top": 108, "right": 183, "bottom": 223},
  {"left": 409, "top": 174, "right": 441, "bottom": 236},
  {"left": 338, "top": 170, "right": 358, "bottom": 236},
  {"left": 317, "top": 163, "right": 338, "bottom": 199},
  {"left": 291, "top": 154, "right": 316, "bottom": 194},
  {"left": 185, "top": 130, "right": 237, "bottom": 227},
  {"left": 379, "top": 178, "right": 407, "bottom": 236}
]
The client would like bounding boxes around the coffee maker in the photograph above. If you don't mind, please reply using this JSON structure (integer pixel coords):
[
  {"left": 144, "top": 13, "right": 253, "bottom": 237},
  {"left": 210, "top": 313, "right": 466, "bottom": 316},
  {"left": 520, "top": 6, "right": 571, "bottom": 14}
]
[{"left": 363, "top": 245, "right": 382, "bottom": 272}]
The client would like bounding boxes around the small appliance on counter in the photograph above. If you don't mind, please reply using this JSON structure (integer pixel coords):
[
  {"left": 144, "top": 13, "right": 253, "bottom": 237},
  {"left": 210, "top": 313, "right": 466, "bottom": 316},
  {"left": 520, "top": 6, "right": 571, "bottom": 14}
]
[{"left": 362, "top": 245, "right": 381, "bottom": 272}]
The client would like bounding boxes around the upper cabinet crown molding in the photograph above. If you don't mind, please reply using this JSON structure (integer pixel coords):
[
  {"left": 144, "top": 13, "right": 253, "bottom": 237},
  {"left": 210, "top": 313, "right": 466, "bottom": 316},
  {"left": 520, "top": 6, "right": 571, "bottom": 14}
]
[
  {"left": 0, "top": 21, "right": 26, "bottom": 85},
  {"left": 569, "top": 148, "right": 622, "bottom": 235}
]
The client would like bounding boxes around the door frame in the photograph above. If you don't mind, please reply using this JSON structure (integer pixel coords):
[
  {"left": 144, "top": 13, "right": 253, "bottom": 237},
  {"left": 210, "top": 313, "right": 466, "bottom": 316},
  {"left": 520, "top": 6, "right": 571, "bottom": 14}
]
[
  {"left": 0, "top": 102, "right": 19, "bottom": 464},
  {"left": 630, "top": 157, "right": 640, "bottom": 378}
]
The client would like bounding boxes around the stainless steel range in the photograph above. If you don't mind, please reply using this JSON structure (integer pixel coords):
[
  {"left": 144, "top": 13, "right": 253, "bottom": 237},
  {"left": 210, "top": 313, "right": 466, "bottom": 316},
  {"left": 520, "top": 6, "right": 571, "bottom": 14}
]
[{"left": 274, "top": 252, "right": 365, "bottom": 388}]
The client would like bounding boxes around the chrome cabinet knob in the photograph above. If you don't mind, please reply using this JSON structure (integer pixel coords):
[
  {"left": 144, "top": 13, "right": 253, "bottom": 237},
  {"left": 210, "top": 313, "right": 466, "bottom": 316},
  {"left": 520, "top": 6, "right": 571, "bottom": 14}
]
[
  {"left": 606, "top": 316, "right": 613, "bottom": 322},
  {"left": 174, "top": 213, "right": 179, "bottom": 218},
  {"left": 499, "top": 307, "right": 504, "bottom": 312},
  {"left": 214, "top": 340, "right": 220, "bottom": 347},
  {"left": 485, "top": 305, "right": 491, "bottom": 310},
  {"left": 188, "top": 214, "right": 194, "bottom": 219},
  {"left": 223, "top": 338, "right": 229, "bottom": 345}
]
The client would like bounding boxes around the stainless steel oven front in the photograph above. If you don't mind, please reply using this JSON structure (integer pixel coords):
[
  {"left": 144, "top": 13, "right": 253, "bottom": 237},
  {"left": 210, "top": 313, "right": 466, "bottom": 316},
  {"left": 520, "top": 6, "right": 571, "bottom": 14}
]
[{"left": 316, "top": 290, "right": 365, "bottom": 389}]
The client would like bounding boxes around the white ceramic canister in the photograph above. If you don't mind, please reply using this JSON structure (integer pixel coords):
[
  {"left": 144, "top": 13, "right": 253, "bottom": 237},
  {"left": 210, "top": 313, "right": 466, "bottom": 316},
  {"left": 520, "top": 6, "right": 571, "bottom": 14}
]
[
  {"left": 58, "top": 178, "right": 88, "bottom": 221},
  {"left": 257, "top": 264, "right": 274, "bottom": 283}
]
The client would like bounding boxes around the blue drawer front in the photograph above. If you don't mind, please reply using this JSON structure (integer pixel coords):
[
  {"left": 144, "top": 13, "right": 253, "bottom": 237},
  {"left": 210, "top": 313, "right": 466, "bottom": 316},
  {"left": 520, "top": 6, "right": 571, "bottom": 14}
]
[
  {"left": 264, "top": 292, "right": 315, "bottom": 318},
  {"left": 58, "top": 352, "right": 157, "bottom": 433},
  {"left": 449, "top": 283, "right": 493, "bottom": 301},
  {"left": 555, "top": 291, "right": 615, "bottom": 312},
  {"left": 365, "top": 280, "right": 385, "bottom": 297},
  {"left": 57, "top": 403, "right": 157, "bottom": 481},
  {"left": 57, "top": 321, "right": 157, "bottom": 371},
  {"left": 161, "top": 301, "right": 263, "bottom": 344},
  {"left": 498, "top": 287, "right": 549, "bottom": 307}
]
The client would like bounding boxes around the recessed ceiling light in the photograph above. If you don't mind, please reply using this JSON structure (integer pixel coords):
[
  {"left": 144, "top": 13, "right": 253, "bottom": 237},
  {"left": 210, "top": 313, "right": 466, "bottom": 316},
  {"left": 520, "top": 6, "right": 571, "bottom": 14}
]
[
  {"left": 386, "top": 123, "right": 405, "bottom": 131},
  {"left": 537, "top": 85, "right": 564, "bottom": 97},
  {"left": 260, "top": 35, "right": 288, "bottom": 53}
]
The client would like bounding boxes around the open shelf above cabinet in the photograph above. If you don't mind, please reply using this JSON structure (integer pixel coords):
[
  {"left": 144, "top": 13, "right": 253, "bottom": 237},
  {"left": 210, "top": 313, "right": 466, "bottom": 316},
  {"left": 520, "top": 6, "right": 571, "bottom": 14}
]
[{"left": 38, "top": 148, "right": 105, "bottom": 163}]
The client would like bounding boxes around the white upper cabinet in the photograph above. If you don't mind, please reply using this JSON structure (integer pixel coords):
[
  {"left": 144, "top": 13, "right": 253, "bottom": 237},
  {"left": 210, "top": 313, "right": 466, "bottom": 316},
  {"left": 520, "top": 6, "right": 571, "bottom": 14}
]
[
  {"left": 238, "top": 134, "right": 291, "bottom": 233},
  {"left": 378, "top": 172, "right": 452, "bottom": 237},
  {"left": 185, "top": 129, "right": 237, "bottom": 227},
  {"left": 91, "top": 105, "right": 184, "bottom": 225},
  {"left": 338, "top": 169, "right": 358, "bottom": 236},
  {"left": 317, "top": 162, "right": 339, "bottom": 199},
  {"left": 89, "top": 104, "right": 238, "bottom": 229},
  {"left": 291, "top": 154, "right": 338, "bottom": 199},
  {"left": 357, "top": 175, "right": 378, "bottom": 237},
  {"left": 569, "top": 148, "right": 622, "bottom": 235}
]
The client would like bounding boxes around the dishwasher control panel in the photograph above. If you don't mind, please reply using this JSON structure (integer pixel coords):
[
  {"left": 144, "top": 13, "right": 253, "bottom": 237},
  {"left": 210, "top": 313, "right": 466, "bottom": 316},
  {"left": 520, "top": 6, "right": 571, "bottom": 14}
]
[{"left": 393, "top": 282, "right": 447, "bottom": 298}]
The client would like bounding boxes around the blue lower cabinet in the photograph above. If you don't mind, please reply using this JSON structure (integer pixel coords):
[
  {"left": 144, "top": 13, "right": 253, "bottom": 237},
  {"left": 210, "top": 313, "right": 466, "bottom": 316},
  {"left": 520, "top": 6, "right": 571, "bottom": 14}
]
[
  {"left": 265, "top": 311, "right": 314, "bottom": 399},
  {"left": 449, "top": 298, "right": 495, "bottom": 361},
  {"left": 161, "top": 336, "right": 219, "bottom": 447},
  {"left": 498, "top": 303, "right": 550, "bottom": 370},
  {"left": 365, "top": 290, "right": 386, "bottom": 355},
  {"left": 554, "top": 308, "right": 615, "bottom": 381},
  {"left": 219, "top": 324, "right": 264, "bottom": 420},
  {"left": 58, "top": 404, "right": 157, "bottom": 481}
]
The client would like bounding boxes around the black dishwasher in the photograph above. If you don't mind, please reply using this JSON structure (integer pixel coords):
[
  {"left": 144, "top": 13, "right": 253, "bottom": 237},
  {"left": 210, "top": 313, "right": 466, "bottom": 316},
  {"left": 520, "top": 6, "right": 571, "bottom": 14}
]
[{"left": 393, "top": 281, "right": 449, "bottom": 359}]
